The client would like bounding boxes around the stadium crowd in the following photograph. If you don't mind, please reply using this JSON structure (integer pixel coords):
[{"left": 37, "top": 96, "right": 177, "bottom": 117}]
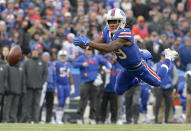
[{"left": 0, "top": 0, "right": 191, "bottom": 124}]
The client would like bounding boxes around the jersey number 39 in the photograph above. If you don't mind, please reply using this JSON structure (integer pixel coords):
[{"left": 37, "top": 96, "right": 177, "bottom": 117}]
[{"left": 114, "top": 49, "right": 127, "bottom": 59}]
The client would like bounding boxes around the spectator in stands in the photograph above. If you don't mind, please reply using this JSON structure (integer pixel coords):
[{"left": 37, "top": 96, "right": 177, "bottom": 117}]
[
  {"left": 162, "top": 22, "right": 173, "bottom": 35},
  {"left": 121, "top": 0, "right": 132, "bottom": 12},
  {"left": 0, "top": 0, "right": 6, "bottom": 13},
  {"left": 0, "top": 46, "right": 9, "bottom": 63},
  {"left": 176, "top": 2, "right": 185, "bottom": 18},
  {"left": 29, "top": 32, "right": 42, "bottom": 51},
  {"left": 178, "top": 36, "right": 191, "bottom": 71},
  {"left": 126, "top": 9, "right": 136, "bottom": 26},
  {"left": 172, "top": 37, "right": 182, "bottom": 51},
  {"left": 164, "top": 34, "right": 176, "bottom": 49},
  {"left": 148, "top": 0, "right": 163, "bottom": 12},
  {"left": 23, "top": 46, "right": 48, "bottom": 123},
  {"left": 159, "top": 8, "right": 171, "bottom": 30},
  {"left": 148, "top": 15, "right": 161, "bottom": 34},
  {"left": 162, "top": 0, "right": 175, "bottom": 12},
  {"left": 173, "top": 26, "right": 184, "bottom": 40},
  {"left": 74, "top": 49, "right": 110, "bottom": 124},
  {"left": 9, "top": 30, "right": 22, "bottom": 47},
  {"left": 146, "top": 32, "right": 164, "bottom": 63},
  {"left": 159, "top": 33, "right": 167, "bottom": 45},
  {"left": 153, "top": 51, "right": 178, "bottom": 123},
  {"left": 0, "top": 21, "right": 9, "bottom": 48},
  {"left": 56, "top": 25, "right": 65, "bottom": 42},
  {"left": 132, "top": 0, "right": 149, "bottom": 20},
  {"left": 132, "top": 16, "right": 149, "bottom": 40},
  {"left": 169, "top": 12, "right": 178, "bottom": 30},
  {"left": 179, "top": 19, "right": 190, "bottom": 35},
  {"left": 185, "top": 10, "right": 191, "bottom": 22},
  {"left": 62, "top": 33, "right": 82, "bottom": 63}
]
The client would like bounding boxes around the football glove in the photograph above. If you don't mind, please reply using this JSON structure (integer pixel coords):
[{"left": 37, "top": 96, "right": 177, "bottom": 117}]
[{"left": 73, "top": 35, "right": 90, "bottom": 46}]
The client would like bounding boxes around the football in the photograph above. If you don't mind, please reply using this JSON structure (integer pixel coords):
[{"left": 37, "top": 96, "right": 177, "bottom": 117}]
[{"left": 7, "top": 45, "right": 22, "bottom": 66}]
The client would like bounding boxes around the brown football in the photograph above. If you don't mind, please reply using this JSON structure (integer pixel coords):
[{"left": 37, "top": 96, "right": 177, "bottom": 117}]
[{"left": 7, "top": 45, "right": 22, "bottom": 66}]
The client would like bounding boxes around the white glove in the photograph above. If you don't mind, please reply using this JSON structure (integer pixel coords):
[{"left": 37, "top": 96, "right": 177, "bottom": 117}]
[
  {"left": 93, "top": 74, "right": 103, "bottom": 87},
  {"left": 70, "top": 84, "right": 75, "bottom": 94}
]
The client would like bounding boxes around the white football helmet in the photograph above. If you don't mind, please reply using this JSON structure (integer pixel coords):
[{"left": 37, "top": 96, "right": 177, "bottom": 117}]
[
  {"left": 57, "top": 50, "right": 68, "bottom": 63},
  {"left": 106, "top": 8, "right": 126, "bottom": 33}
]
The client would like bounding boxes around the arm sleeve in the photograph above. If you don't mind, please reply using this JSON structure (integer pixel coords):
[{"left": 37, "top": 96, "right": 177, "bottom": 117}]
[{"left": 74, "top": 56, "right": 84, "bottom": 68}]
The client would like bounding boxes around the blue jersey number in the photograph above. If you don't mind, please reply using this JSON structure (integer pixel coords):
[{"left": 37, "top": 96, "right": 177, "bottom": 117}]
[{"left": 114, "top": 49, "right": 127, "bottom": 59}]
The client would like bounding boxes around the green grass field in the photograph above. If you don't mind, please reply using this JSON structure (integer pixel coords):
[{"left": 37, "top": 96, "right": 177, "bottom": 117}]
[{"left": 1, "top": 124, "right": 191, "bottom": 131}]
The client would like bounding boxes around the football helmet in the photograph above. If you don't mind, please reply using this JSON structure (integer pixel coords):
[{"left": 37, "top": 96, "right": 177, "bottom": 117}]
[
  {"left": 106, "top": 8, "right": 126, "bottom": 33},
  {"left": 57, "top": 50, "right": 68, "bottom": 63}
]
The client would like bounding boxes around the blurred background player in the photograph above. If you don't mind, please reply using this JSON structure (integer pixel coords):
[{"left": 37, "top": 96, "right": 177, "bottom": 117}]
[
  {"left": 0, "top": 46, "right": 7, "bottom": 122},
  {"left": 100, "top": 54, "right": 122, "bottom": 124},
  {"left": 23, "top": 46, "right": 48, "bottom": 123},
  {"left": 74, "top": 49, "right": 110, "bottom": 124},
  {"left": 41, "top": 52, "right": 57, "bottom": 123},
  {"left": 55, "top": 50, "right": 75, "bottom": 124},
  {"left": 183, "top": 71, "right": 191, "bottom": 123},
  {"left": 153, "top": 51, "right": 178, "bottom": 123},
  {"left": 2, "top": 62, "right": 25, "bottom": 123}
]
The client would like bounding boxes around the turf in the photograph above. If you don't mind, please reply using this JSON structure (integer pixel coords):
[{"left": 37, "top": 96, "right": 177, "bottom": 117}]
[{"left": 0, "top": 124, "right": 191, "bottom": 131}]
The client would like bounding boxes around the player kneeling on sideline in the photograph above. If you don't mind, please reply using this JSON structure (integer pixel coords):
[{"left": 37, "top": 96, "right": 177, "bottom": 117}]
[{"left": 55, "top": 50, "right": 75, "bottom": 124}]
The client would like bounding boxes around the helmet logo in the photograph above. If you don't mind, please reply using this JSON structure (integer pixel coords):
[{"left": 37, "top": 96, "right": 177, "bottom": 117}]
[{"left": 120, "top": 10, "right": 125, "bottom": 16}]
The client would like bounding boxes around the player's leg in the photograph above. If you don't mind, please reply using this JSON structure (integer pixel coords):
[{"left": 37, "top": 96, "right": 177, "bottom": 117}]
[
  {"left": 89, "top": 83, "right": 98, "bottom": 124},
  {"left": 109, "top": 93, "right": 118, "bottom": 123},
  {"left": 56, "top": 85, "right": 64, "bottom": 124},
  {"left": 140, "top": 84, "right": 150, "bottom": 123},
  {"left": 63, "top": 85, "right": 70, "bottom": 106},
  {"left": 100, "top": 92, "right": 110, "bottom": 123},
  {"left": 138, "top": 61, "right": 162, "bottom": 86},
  {"left": 57, "top": 85, "right": 64, "bottom": 107},
  {"left": 77, "top": 82, "right": 89, "bottom": 123},
  {"left": 114, "top": 70, "right": 137, "bottom": 95},
  {"left": 137, "top": 48, "right": 178, "bottom": 86}
]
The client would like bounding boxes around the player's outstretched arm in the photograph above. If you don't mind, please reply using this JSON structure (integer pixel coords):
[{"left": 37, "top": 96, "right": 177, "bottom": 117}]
[
  {"left": 73, "top": 35, "right": 131, "bottom": 52},
  {"left": 89, "top": 38, "right": 130, "bottom": 52},
  {"left": 79, "top": 38, "right": 106, "bottom": 50}
]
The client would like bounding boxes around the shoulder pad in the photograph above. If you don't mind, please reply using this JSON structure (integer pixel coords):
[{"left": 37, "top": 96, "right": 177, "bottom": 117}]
[{"left": 116, "top": 28, "right": 132, "bottom": 41}]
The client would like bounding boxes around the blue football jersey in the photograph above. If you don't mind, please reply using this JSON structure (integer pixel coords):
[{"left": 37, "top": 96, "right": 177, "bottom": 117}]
[
  {"left": 55, "top": 61, "right": 71, "bottom": 85},
  {"left": 102, "top": 27, "right": 142, "bottom": 68}
]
